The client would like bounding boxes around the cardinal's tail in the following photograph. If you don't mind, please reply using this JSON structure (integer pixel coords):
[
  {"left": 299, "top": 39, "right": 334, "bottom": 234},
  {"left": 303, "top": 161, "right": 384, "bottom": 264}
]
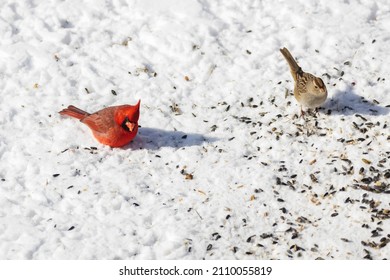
[{"left": 59, "top": 105, "right": 90, "bottom": 120}]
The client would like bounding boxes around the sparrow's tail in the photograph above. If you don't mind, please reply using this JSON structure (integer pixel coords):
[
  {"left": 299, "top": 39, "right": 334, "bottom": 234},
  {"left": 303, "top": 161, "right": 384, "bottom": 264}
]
[
  {"left": 280, "top": 47, "right": 302, "bottom": 80},
  {"left": 59, "top": 105, "right": 90, "bottom": 120}
]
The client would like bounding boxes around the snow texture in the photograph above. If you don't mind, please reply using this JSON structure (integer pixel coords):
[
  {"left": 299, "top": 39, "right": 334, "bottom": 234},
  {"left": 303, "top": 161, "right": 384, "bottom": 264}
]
[{"left": 0, "top": 0, "right": 389, "bottom": 259}]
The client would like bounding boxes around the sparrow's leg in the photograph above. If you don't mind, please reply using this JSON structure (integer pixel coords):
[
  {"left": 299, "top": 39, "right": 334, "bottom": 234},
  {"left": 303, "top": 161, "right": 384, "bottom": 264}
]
[{"left": 300, "top": 106, "right": 305, "bottom": 118}]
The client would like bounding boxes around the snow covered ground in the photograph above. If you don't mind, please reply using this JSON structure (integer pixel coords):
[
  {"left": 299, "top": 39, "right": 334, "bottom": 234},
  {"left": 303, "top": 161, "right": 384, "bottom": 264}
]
[{"left": 0, "top": 0, "right": 389, "bottom": 259}]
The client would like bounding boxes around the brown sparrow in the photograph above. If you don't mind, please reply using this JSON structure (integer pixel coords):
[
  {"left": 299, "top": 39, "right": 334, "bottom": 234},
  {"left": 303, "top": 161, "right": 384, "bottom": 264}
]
[{"left": 280, "top": 47, "right": 327, "bottom": 115}]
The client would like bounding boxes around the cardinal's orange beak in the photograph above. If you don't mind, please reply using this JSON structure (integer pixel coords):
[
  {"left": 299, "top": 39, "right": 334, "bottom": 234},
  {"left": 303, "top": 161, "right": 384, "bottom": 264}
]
[{"left": 126, "top": 122, "right": 137, "bottom": 132}]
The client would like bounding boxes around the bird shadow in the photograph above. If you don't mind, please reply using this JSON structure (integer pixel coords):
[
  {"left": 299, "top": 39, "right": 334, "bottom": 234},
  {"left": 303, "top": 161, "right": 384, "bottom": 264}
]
[
  {"left": 127, "top": 127, "right": 218, "bottom": 150},
  {"left": 323, "top": 85, "right": 389, "bottom": 116}
]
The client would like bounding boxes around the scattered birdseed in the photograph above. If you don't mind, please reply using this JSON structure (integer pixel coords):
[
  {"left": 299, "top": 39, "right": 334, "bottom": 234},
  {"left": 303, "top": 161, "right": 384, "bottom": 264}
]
[
  {"left": 260, "top": 233, "right": 273, "bottom": 239},
  {"left": 310, "top": 174, "right": 318, "bottom": 183},
  {"left": 362, "top": 158, "right": 372, "bottom": 164},
  {"left": 246, "top": 235, "right": 256, "bottom": 242}
]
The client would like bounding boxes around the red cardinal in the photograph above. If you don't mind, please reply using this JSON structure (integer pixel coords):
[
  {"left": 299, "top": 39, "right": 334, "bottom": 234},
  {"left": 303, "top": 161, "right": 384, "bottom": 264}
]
[{"left": 59, "top": 100, "right": 140, "bottom": 147}]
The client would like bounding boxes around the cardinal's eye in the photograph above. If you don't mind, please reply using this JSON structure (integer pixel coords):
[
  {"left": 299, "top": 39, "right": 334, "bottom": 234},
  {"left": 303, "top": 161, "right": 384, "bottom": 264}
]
[{"left": 121, "top": 116, "right": 130, "bottom": 131}]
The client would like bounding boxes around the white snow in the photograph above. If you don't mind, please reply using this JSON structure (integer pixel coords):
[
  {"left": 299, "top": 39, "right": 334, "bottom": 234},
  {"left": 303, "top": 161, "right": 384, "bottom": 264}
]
[{"left": 0, "top": 0, "right": 389, "bottom": 259}]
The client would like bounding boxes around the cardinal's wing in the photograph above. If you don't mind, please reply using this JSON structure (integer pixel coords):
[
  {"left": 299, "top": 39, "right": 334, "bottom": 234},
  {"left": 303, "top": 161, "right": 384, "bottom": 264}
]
[{"left": 81, "top": 110, "right": 115, "bottom": 133}]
